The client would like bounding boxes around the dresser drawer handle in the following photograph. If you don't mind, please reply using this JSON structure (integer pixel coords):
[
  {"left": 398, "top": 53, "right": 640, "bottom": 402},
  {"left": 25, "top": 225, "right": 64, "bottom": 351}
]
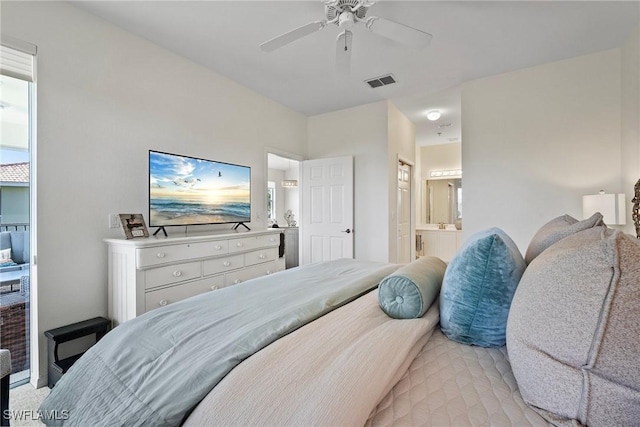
[
  {"left": 157, "top": 252, "right": 166, "bottom": 258},
  {"left": 211, "top": 285, "right": 219, "bottom": 291},
  {"left": 214, "top": 245, "right": 222, "bottom": 250},
  {"left": 233, "top": 279, "right": 241, "bottom": 284},
  {"left": 236, "top": 243, "right": 243, "bottom": 248},
  {"left": 259, "top": 254, "right": 266, "bottom": 259},
  {"left": 223, "top": 261, "right": 231, "bottom": 267},
  {"left": 159, "top": 299, "right": 168, "bottom": 306},
  {"left": 173, "top": 270, "right": 182, "bottom": 277}
]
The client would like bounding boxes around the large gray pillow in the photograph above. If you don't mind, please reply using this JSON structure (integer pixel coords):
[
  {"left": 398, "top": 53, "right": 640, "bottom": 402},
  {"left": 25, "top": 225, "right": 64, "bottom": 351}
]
[
  {"left": 507, "top": 227, "right": 640, "bottom": 426},
  {"left": 524, "top": 213, "right": 603, "bottom": 264}
]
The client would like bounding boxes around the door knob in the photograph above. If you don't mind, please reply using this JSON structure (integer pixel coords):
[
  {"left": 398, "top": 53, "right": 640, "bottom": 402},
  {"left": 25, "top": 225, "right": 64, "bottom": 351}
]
[{"left": 342, "top": 229, "right": 352, "bottom": 234}]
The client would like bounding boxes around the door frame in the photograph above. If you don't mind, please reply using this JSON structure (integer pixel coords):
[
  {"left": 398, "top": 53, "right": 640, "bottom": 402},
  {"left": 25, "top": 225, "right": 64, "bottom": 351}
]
[
  {"left": 397, "top": 155, "right": 415, "bottom": 263},
  {"left": 264, "top": 147, "right": 304, "bottom": 221},
  {"left": 264, "top": 147, "right": 303, "bottom": 263}
]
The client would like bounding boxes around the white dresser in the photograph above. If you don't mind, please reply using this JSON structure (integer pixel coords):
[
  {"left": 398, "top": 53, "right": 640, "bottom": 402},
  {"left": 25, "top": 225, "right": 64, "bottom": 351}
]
[{"left": 105, "top": 229, "right": 283, "bottom": 325}]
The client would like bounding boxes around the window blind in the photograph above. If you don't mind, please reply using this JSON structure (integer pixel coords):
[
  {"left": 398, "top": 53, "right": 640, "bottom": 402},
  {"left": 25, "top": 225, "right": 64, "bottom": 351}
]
[{"left": 0, "top": 37, "right": 36, "bottom": 82}]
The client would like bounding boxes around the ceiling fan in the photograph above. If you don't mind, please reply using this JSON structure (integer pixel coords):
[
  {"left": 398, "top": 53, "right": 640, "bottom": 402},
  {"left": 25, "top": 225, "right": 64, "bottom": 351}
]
[{"left": 259, "top": 0, "right": 433, "bottom": 75}]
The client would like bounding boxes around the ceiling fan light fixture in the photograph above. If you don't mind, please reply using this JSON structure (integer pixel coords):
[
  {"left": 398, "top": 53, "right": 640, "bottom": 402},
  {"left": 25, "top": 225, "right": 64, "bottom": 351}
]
[
  {"left": 338, "top": 11, "right": 356, "bottom": 28},
  {"left": 426, "top": 110, "right": 441, "bottom": 121},
  {"left": 260, "top": 0, "right": 433, "bottom": 75}
]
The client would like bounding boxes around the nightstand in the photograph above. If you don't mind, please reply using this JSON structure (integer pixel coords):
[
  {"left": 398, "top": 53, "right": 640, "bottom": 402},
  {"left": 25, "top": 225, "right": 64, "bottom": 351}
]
[{"left": 44, "top": 317, "right": 111, "bottom": 388}]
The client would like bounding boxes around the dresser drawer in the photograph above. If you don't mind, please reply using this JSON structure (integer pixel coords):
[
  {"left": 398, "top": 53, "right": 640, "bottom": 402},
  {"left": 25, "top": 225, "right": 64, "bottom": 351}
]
[
  {"left": 203, "top": 254, "right": 244, "bottom": 276},
  {"left": 144, "top": 261, "right": 201, "bottom": 289},
  {"left": 258, "top": 233, "right": 280, "bottom": 247},
  {"left": 137, "top": 241, "right": 229, "bottom": 268},
  {"left": 228, "top": 236, "right": 258, "bottom": 253},
  {"left": 228, "top": 233, "right": 280, "bottom": 254},
  {"left": 225, "top": 261, "right": 277, "bottom": 286},
  {"left": 144, "top": 275, "right": 224, "bottom": 312},
  {"left": 245, "top": 247, "right": 278, "bottom": 267}
]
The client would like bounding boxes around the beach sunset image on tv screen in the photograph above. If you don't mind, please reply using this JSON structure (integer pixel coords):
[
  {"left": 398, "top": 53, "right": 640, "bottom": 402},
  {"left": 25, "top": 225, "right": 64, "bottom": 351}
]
[{"left": 149, "top": 151, "right": 251, "bottom": 226}]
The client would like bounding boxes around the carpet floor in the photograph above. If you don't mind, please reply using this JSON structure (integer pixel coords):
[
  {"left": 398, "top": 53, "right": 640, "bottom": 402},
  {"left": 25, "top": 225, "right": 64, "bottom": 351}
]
[{"left": 7, "top": 383, "right": 50, "bottom": 426}]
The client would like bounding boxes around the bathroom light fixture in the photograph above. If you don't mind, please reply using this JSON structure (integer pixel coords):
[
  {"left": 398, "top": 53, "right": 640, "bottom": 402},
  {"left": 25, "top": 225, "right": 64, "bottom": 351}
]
[
  {"left": 426, "top": 110, "right": 441, "bottom": 121},
  {"left": 281, "top": 159, "right": 298, "bottom": 188},
  {"left": 430, "top": 169, "right": 461, "bottom": 178},
  {"left": 582, "top": 190, "right": 626, "bottom": 225}
]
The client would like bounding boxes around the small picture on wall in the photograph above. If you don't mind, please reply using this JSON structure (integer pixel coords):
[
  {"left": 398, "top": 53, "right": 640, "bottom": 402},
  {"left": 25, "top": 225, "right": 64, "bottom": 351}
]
[{"left": 119, "top": 213, "right": 149, "bottom": 239}]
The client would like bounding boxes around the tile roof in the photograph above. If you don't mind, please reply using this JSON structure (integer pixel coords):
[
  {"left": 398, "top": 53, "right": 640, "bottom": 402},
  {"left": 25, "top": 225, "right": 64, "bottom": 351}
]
[{"left": 0, "top": 162, "right": 29, "bottom": 183}]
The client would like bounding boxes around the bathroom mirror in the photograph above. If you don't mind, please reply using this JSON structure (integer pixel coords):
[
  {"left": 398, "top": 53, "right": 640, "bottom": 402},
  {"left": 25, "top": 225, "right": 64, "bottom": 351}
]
[{"left": 422, "top": 178, "right": 462, "bottom": 226}]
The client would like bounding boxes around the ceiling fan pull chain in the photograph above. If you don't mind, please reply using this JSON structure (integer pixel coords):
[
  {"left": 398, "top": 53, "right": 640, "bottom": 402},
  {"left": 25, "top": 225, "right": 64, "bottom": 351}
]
[{"left": 344, "top": 29, "right": 348, "bottom": 51}]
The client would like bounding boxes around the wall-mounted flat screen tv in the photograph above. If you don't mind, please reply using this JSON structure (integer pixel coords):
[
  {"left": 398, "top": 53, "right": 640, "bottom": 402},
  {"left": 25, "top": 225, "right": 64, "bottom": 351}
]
[{"left": 149, "top": 150, "right": 251, "bottom": 227}]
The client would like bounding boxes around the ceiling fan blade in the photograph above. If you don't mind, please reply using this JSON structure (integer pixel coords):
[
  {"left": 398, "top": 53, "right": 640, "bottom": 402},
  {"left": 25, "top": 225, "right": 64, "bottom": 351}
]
[
  {"left": 260, "top": 21, "right": 326, "bottom": 52},
  {"left": 335, "top": 30, "right": 352, "bottom": 75},
  {"left": 365, "top": 16, "right": 432, "bottom": 49}
]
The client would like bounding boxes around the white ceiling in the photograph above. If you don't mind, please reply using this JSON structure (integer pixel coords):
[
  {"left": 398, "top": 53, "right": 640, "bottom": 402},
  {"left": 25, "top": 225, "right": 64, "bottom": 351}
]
[{"left": 72, "top": 1, "right": 639, "bottom": 146}]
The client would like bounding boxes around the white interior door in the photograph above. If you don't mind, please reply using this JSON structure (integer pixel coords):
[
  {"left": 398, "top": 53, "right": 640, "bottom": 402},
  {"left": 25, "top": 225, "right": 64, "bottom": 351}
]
[
  {"left": 397, "top": 161, "right": 411, "bottom": 263},
  {"left": 301, "top": 156, "right": 354, "bottom": 265}
]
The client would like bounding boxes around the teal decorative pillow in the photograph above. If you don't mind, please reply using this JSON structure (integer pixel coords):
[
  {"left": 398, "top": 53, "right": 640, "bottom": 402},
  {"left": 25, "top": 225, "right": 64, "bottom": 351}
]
[
  {"left": 378, "top": 256, "right": 447, "bottom": 319},
  {"left": 524, "top": 213, "right": 603, "bottom": 264},
  {"left": 440, "top": 227, "right": 525, "bottom": 347}
]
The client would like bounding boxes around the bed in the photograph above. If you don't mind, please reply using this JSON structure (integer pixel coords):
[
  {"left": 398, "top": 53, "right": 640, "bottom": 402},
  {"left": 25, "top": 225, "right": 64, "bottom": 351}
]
[
  {"left": 40, "top": 213, "right": 640, "bottom": 427},
  {"left": 40, "top": 257, "right": 546, "bottom": 427},
  {"left": 40, "top": 259, "right": 438, "bottom": 425}
]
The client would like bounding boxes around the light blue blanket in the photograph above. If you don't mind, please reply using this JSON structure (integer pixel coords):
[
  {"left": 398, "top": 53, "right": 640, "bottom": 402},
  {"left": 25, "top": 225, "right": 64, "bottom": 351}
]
[{"left": 40, "top": 259, "right": 398, "bottom": 426}]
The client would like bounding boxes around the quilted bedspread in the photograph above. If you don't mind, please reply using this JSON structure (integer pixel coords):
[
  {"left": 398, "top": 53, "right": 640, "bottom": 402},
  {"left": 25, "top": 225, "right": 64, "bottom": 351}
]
[{"left": 366, "top": 328, "right": 550, "bottom": 427}]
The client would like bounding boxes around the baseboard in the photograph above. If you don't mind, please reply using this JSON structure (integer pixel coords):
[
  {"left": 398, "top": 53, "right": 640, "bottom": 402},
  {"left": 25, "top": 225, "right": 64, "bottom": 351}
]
[{"left": 32, "top": 375, "right": 47, "bottom": 389}]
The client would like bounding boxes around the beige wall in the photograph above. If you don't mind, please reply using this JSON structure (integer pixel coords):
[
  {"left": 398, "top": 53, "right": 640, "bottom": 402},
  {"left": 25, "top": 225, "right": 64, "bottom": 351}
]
[
  {"left": 387, "top": 102, "right": 416, "bottom": 262},
  {"left": 308, "top": 101, "right": 389, "bottom": 262},
  {"left": 2, "top": 1, "right": 308, "bottom": 387},
  {"left": 420, "top": 143, "right": 462, "bottom": 181},
  {"left": 307, "top": 101, "right": 415, "bottom": 263},
  {"left": 621, "top": 24, "right": 640, "bottom": 236},
  {"left": 462, "top": 49, "right": 623, "bottom": 250}
]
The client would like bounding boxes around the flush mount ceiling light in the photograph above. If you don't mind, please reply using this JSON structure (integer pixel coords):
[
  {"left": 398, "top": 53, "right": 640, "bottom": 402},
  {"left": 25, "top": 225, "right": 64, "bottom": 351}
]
[{"left": 426, "top": 110, "right": 441, "bottom": 121}]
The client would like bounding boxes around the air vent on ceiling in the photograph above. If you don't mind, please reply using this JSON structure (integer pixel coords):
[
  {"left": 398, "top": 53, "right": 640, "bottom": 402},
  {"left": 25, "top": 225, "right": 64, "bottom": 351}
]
[{"left": 365, "top": 74, "right": 396, "bottom": 89}]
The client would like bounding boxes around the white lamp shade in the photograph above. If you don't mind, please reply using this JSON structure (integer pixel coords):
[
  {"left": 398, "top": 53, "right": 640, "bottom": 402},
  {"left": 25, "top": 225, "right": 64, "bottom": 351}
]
[{"left": 582, "top": 193, "right": 626, "bottom": 225}]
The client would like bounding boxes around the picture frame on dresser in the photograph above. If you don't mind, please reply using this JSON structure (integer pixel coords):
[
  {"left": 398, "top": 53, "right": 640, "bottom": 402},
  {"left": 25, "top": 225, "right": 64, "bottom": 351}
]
[{"left": 119, "top": 213, "right": 149, "bottom": 239}]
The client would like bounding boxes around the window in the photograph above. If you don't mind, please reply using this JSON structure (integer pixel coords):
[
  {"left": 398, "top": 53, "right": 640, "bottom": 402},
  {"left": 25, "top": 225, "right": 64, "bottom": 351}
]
[
  {"left": 1, "top": 38, "right": 36, "bottom": 387},
  {"left": 267, "top": 181, "right": 276, "bottom": 220}
]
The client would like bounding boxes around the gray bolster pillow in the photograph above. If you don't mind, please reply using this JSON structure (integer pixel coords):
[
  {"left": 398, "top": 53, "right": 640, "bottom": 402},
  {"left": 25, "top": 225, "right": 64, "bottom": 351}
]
[{"left": 378, "top": 256, "right": 447, "bottom": 319}]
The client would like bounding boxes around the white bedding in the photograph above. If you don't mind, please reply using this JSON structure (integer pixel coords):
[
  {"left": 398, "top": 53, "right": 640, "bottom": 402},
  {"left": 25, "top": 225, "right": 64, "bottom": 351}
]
[
  {"left": 185, "top": 289, "right": 439, "bottom": 427},
  {"left": 366, "top": 328, "right": 550, "bottom": 427}
]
